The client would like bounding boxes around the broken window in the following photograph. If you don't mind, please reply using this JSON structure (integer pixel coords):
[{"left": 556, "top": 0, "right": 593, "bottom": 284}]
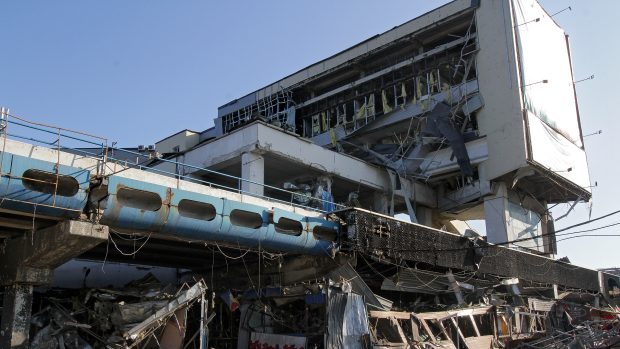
[
  {"left": 178, "top": 199, "right": 216, "bottom": 221},
  {"left": 274, "top": 217, "right": 303, "bottom": 236},
  {"left": 230, "top": 209, "right": 263, "bottom": 229},
  {"left": 117, "top": 187, "right": 162, "bottom": 211},
  {"left": 22, "top": 169, "right": 80, "bottom": 197}
]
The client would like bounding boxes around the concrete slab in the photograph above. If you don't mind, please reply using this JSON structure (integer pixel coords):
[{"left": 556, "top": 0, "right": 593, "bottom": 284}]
[
  {"left": 166, "top": 122, "right": 437, "bottom": 207},
  {"left": 0, "top": 221, "right": 109, "bottom": 285}
]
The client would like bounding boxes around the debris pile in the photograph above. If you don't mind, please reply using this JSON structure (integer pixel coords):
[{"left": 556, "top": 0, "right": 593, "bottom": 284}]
[
  {"left": 29, "top": 274, "right": 208, "bottom": 349},
  {"left": 26, "top": 266, "right": 620, "bottom": 349}
]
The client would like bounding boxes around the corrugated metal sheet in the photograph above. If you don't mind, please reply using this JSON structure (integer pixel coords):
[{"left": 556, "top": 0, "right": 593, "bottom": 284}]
[
  {"left": 381, "top": 269, "right": 452, "bottom": 294},
  {"left": 328, "top": 263, "right": 388, "bottom": 310},
  {"left": 382, "top": 268, "right": 497, "bottom": 295},
  {"left": 528, "top": 298, "right": 555, "bottom": 312},
  {"left": 326, "top": 290, "right": 369, "bottom": 349}
]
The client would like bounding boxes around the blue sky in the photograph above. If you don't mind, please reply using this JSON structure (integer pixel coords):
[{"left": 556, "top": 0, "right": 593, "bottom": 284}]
[{"left": 1, "top": 1, "right": 618, "bottom": 269}]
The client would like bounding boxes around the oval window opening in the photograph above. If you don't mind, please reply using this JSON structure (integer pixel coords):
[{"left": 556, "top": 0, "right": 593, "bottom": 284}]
[
  {"left": 117, "top": 187, "right": 162, "bottom": 211},
  {"left": 178, "top": 199, "right": 216, "bottom": 221},
  {"left": 313, "top": 226, "right": 338, "bottom": 241},
  {"left": 275, "top": 217, "right": 303, "bottom": 236},
  {"left": 230, "top": 209, "right": 263, "bottom": 229},
  {"left": 22, "top": 169, "right": 79, "bottom": 197}
]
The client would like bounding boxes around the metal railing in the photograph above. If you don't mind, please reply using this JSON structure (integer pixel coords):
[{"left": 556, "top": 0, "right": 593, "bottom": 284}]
[
  {"left": 0, "top": 108, "right": 108, "bottom": 212},
  {"left": 0, "top": 109, "right": 345, "bottom": 214}
]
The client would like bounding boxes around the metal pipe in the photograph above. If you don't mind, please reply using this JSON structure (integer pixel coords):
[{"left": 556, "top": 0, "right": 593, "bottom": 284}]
[{"left": 8, "top": 120, "right": 105, "bottom": 147}]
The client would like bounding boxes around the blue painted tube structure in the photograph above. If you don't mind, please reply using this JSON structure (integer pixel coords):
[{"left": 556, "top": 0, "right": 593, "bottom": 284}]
[
  {"left": 100, "top": 176, "right": 339, "bottom": 256},
  {"left": 0, "top": 150, "right": 339, "bottom": 256},
  {"left": 0, "top": 153, "right": 90, "bottom": 218}
]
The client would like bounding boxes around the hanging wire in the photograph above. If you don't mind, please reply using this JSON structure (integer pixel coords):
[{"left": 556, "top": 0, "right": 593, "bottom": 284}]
[{"left": 107, "top": 228, "right": 152, "bottom": 256}]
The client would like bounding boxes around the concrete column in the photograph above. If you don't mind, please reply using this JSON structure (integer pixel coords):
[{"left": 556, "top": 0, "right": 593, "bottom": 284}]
[
  {"left": 1, "top": 284, "right": 33, "bottom": 349},
  {"left": 0, "top": 220, "right": 108, "bottom": 348},
  {"left": 241, "top": 151, "right": 265, "bottom": 196},
  {"left": 484, "top": 182, "right": 509, "bottom": 244},
  {"left": 485, "top": 183, "right": 548, "bottom": 252},
  {"left": 541, "top": 213, "right": 557, "bottom": 256}
]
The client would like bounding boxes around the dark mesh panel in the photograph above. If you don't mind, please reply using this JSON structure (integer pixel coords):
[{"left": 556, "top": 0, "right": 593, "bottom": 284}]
[{"left": 339, "top": 209, "right": 600, "bottom": 291}]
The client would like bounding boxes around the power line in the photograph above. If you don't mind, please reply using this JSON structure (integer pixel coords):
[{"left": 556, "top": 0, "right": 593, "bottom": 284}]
[
  {"left": 470, "top": 211, "right": 620, "bottom": 249},
  {"left": 557, "top": 234, "right": 620, "bottom": 243},
  {"left": 500, "top": 210, "right": 620, "bottom": 248},
  {"left": 558, "top": 221, "right": 620, "bottom": 236},
  {"left": 555, "top": 209, "right": 620, "bottom": 233}
]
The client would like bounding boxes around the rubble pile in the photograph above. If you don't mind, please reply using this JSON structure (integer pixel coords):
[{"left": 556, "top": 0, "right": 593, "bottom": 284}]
[
  {"left": 29, "top": 274, "right": 208, "bottom": 349},
  {"left": 24, "top": 267, "right": 620, "bottom": 349}
]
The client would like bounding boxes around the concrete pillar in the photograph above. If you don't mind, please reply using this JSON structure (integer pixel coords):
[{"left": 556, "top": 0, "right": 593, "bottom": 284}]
[
  {"left": 0, "top": 220, "right": 108, "bottom": 348},
  {"left": 485, "top": 183, "right": 548, "bottom": 252},
  {"left": 1, "top": 284, "right": 34, "bottom": 349},
  {"left": 484, "top": 182, "right": 509, "bottom": 245},
  {"left": 541, "top": 213, "right": 557, "bottom": 256},
  {"left": 241, "top": 151, "right": 265, "bottom": 196}
]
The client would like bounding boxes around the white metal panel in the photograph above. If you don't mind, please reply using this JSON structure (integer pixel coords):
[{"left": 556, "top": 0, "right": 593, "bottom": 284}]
[
  {"left": 527, "top": 113, "right": 590, "bottom": 190},
  {"left": 514, "top": 0, "right": 582, "bottom": 147}
]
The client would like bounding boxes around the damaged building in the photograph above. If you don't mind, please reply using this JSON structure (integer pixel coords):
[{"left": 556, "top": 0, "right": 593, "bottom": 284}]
[{"left": 0, "top": 0, "right": 619, "bottom": 348}]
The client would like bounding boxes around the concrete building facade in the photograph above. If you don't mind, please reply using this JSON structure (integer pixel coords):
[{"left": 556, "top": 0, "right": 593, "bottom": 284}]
[{"left": 151, "top": 0, "right": 590, "bottom": 255}]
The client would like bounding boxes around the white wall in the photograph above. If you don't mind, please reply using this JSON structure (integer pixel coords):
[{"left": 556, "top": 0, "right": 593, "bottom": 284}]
[{"left": 475, "top": 0, "right": 528, "bottom": 180}]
